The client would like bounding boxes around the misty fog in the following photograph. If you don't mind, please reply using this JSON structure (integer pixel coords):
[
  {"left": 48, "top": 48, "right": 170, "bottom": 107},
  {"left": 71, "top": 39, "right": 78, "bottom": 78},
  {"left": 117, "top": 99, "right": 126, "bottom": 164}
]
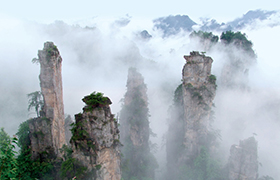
[{"left": 0, "top": 14, "right": 280, "bottom": 179}]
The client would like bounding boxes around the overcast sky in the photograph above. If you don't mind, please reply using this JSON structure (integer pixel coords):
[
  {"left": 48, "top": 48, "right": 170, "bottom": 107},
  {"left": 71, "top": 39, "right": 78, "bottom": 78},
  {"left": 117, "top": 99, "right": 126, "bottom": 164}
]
[{"left": 1, "top": 0, "right": 279, "bottom": 23}]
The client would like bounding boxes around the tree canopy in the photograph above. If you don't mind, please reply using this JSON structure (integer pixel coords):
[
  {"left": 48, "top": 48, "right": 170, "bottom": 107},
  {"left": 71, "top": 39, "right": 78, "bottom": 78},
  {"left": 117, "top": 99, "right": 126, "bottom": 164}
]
[{"left": 27, "top": 91, "right": 44, "bottom": 117}]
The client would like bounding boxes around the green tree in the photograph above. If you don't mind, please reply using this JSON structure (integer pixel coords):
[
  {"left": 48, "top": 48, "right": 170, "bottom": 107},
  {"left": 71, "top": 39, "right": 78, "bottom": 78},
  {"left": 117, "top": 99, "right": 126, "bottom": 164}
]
[
  {"left": 0, "top": 128, "right": 18, "bottom": 179},
  {"left": 15, "top": 120, "right": 54, "bottom": 179},
  {"left": 190, "top": 30, "right": 219, "bottom": 43},
  {"left": 220, "top": 31, "right": 254, "bottom": 53},
  {"left": 27, "top": 91, "right": 44, "bottom": 117}
]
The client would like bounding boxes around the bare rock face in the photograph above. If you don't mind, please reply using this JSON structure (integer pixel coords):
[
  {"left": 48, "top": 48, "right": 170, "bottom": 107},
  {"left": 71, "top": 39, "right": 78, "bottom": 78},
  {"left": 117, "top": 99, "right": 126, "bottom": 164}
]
[
  {"left": 70, "top": 93, "right": 121, "bottom": 180},
  {"left": 182, "top": 51, "right": 216, "bottom": 160},
  {"left": 29, "top": 42, "right": 66, "bottom": 159},
  {"left": 29, "top": 117, "right": 55, "bottom": 160},
  {"left": 166, "top": 52, "right": 217, "bottom": 179},
  {"left": 228, "top": 137, "right": 258, "bottom": 180}
]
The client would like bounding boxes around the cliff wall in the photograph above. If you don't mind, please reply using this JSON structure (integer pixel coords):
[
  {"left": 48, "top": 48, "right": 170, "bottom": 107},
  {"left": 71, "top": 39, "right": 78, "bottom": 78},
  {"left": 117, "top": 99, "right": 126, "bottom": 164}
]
[
  {"left": 29, "top": 42, "right": 66, "bottom": 159},
  {"left": 70, "top": 93, "right": 121, "bottom": 180},
  {"left": 38, "top": 42, "right": 66, "bottom": 156},
  {"left": 166, "top": 51, "right": 217, "bottom": 179},
  {"left": 228, "top": 137, "right": 258, "bottom": 180},
  {"left": 182, "top": 51, "right": 217, "bottom": 160}
]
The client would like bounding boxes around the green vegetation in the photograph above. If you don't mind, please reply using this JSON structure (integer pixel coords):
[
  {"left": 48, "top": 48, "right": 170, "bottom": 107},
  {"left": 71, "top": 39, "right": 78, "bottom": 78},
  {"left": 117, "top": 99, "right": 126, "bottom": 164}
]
[
  {"left": 208, "top": 74, "right": 216, "bottom": 84},
  {"left": 16, "top": 120, "right": 31, "bottom": 149},
  {"left": 46, "top": 45, "right": 58, "bottom": 58},
  {"left": 174, "top": 83, "right": 183, "bottom": 105},
  {"left": 16, "top": 119, "right": 54, "bottom": 179},
  {"left": 27, "top": 91, "right": 44, "bottom": 117},
  {"left": 190, "top": 30, "right": 256, "bottom": 57},
  {"left": 70, "top": 119, "right": 88, "bottom": 142},
  {"left": 192, "top": 91, "right": 203, "bottom": 100},
  {"left": 177, "top": 147, "right": 225, "bottom": 180},
  {"left": 220, "top": 31, "right": 254, "bottom": 53},
  {"left": 190, "top": 30, "right": 219, "bottom": 43},
  {"left": 0, "top": 126, "right": 53, "bottom": 179},
  {"left": 82, "top": 92, "right": 109, "bottom": 112},
  {"left": 0, "top": 128, "right": 17, "bottom": 179},
  {"left": 59, "top": 145, "right": 88, "bottom": 179},
  {"left": 166, "top": 81, "right": 223, "bottom": 179}
]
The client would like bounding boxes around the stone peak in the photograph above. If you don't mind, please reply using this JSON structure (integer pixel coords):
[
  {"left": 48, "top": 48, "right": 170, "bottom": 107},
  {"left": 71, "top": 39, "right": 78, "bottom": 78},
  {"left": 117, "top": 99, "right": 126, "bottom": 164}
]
[
  {"left": 43, "top": 41, "right": 56, "bottom": 49},
  {"left": 183, "top": 51, "right": 211, "bottom": 64}
]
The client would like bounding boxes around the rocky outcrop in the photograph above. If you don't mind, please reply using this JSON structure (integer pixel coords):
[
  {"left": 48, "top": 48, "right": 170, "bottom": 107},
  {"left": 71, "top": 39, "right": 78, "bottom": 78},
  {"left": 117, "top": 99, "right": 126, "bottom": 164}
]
[
  {"left": 29, "top": 42, "right": 66, "bottom": 159},
  {"left": 70, "top": 92, "right": 121, "bottom": 180},
  {"left": 182, "top": 51, "right": 217, "bottom": 159},
  {"left": 166, "top": 51, "right": 217, "bottom": 179},
  {"left": 228, "top": 137, "right": 258, "bottom": 180},
  {"left": 28, "top": 117, "right": 55, "bottom": 160},
  {"left": 120, "top": 68, "right": 157, "bottom": 180}
]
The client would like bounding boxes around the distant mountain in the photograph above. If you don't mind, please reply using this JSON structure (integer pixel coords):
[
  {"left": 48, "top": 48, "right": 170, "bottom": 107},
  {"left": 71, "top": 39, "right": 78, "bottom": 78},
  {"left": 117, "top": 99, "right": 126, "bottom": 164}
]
[
  {"left": 200, "top": 9, "right": 279, "bottom": 31},
  {"left": 151, "top": 9, "right": 279, "bottom": 37},
  {"left": 153, "top": 15, "right": 196, "bottom": 37},
  {"left": 227, "top": 9, "right": 277, "bottom": 29}
]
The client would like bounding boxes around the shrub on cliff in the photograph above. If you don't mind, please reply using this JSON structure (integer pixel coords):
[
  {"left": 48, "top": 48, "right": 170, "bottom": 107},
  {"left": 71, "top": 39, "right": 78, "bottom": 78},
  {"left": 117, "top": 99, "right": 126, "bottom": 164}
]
[
  {"left": 220, "top": 31, "right": 254, "bottom": 53},
  {"left": 82, "top": 92, "right": 111, "bottom": 112},
  {"left": 190, "top": 30, "right": 219, "bottom": 43}
]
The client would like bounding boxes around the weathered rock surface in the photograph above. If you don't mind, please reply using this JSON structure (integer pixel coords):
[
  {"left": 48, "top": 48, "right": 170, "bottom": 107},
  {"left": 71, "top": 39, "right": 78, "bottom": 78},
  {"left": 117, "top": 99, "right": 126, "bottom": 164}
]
[
  {"left": 29, "top": 117, "right": 55, "bottom": 160},
  {"left": 38, "top": 42, "right": 66, "bottom": 156},
  {"left": 182, "top": 51, "right": 217, "bottom": 159},
  {"left": 228, "top": 137, "right": 258, "bottom": 180},
  {"left": 166, "top": 51, "right": 217, "bottom": 178},
  {"left": 71, "top": 94, "right": 121, "bottom": 180},
  {"left": 29, "top": 42, "right": 66, "bottom": 159}
]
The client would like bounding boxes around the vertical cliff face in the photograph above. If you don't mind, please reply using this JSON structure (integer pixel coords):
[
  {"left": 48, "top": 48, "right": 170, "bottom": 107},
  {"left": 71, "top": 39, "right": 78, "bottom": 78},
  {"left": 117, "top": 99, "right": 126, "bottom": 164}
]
[
  {"left": 182, "top": 51, "right": 217, "bottom": 159},
  {"left": 29, "top": 117, "right": 55, "bottom": 160},
  {"left": 166, "top": 51, "right": 217, "bottom": 179},
  {"left": 228, "top": 137, "right": 258, "bottom": 180},
  {"left": 29, "top": 42, "right": 66, "bottom": 159},
  {"left": 38, "top": 41, "right": 66, "bottom": 156},
  {"left": 70, "top": 92, "right": 121, "bottom": 180},
  {"left": 120, "top": 68, "right": 157, "bottom": 180}
]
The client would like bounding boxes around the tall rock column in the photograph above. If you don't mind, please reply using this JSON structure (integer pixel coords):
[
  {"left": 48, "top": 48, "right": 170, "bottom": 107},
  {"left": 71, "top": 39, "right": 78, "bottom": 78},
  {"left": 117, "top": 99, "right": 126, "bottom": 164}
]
[
  {"left": 227, "top": 137, "right": 258, "bottom": 180},
  {"left": 120, "top": 68, "right": 158, "bottom": 180},
  {"left": 70, "top": 92, "right": 121, "bottom": 180},
  {"left": 166, "top": 51, "right": 217, "bottom": 179},
  {"left": 38, "top": 41, "right": 66, "bottom": 156},
  {"left": 182, "top": 51, "right": 217, "bottom": 159}
]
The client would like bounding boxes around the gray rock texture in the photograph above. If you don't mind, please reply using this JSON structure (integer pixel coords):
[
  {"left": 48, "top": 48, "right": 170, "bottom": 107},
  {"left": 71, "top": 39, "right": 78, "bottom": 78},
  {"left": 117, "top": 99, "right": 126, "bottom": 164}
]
[
  {"left": 228, "top": 137, "right": 258, "bottom": 180},
  {"left": 29, "top": 42, "right": 66, "bottom": 159},
  {"left": 182, "top": 51, "right": 217, "bottom": 160},
  {"left": 71, "top": 95, "right": 121, "bottom": 180}
]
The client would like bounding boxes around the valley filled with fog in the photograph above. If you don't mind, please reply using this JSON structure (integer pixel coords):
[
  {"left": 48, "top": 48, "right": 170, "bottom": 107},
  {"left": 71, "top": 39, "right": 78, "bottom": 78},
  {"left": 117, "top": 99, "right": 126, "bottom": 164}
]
[{"left": 0, "top": 10, "right": 280, "bottom": 179}]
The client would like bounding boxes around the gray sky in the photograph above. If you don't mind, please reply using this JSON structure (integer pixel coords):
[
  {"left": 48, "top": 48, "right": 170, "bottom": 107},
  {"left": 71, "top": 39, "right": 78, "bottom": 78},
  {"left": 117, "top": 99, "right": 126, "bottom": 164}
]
[{"left": 1, "top": 0, "right": 279, "bottom": 23}]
